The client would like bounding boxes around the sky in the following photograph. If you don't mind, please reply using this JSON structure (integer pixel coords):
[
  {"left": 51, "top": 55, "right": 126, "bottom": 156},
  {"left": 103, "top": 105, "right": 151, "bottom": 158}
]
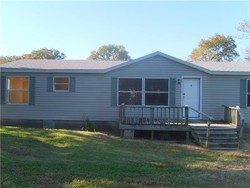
[{"left": 0, "top": 1, "right": 249, "bottom": 61}]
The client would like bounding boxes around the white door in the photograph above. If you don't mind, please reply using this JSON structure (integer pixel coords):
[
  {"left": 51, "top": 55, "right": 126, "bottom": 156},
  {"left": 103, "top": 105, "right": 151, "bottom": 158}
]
[{"left": 182, "top": 78, "right": 201, "bottom": 118}]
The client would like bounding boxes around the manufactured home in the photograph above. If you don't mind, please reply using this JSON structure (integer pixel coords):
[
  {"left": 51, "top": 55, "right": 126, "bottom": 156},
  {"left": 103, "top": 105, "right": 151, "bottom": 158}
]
[{"left": 1, "top": 52, "right": 250, "bottom": 140}]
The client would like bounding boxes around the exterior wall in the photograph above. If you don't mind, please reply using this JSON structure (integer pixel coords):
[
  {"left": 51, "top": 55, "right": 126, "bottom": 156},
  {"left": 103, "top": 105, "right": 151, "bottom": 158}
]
[
  {"left": 1, "top": 73, "right": 116, "bottom": 121},
  {"left": 1, "top": 55, "right": 250, "bottom": 126},
  {"left": 202, "top": 76, "right": 250, "bottom": 123}
]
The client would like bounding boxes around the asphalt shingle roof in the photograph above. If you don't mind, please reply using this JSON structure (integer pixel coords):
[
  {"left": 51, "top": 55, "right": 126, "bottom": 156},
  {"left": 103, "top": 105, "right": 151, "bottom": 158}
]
[
  {"left": 1, "top": 52, "right": 249, "bottom": 75},
  {"left": 190, "top": 61, "right": 250, "bottom": 72},
  {"left": 0, "top": 59, "right": 126, "bottom": 70}
]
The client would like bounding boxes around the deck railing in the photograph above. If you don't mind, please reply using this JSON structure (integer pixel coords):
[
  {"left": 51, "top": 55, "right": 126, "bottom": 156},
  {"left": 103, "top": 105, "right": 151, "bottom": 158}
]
[
  {"left": 223, "top": 105, "right": 245, "bottom": 126},
  {"left": 119, "top": 105, "right": 189, "bottom": 126},
  {"left": 119, "top": 105, "right": 215, "bottom": 148},
  {"left": 223, "top": 105, "right": 245, "bottom": 138}
]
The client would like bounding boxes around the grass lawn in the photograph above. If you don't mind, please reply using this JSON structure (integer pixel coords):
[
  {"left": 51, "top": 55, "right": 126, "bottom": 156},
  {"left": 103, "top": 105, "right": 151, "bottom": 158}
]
[{"left": 1, "top": 127, "right": 250, "bottom": 188}]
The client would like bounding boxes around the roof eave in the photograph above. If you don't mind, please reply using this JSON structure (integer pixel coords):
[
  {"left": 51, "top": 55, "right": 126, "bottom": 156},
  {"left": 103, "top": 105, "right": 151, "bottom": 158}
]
[
  {"left": 209, "top": 71, "right": 250, "bottom": 76},
  {"left": 0, "top": 68, "right": 106, "bottom": 74}
]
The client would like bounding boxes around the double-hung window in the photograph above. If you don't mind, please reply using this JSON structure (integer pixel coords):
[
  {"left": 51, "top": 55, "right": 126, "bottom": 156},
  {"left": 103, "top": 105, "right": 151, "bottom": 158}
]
[
  {"left": 119, "top": 78, "right": 142, "bottom": 105},
  {"left": 145, "top": 79, "right": 168, "bottom": 105},
  {"left": 7, "top": 77, "right": 29, "bottom": 104},
  {"left": 118, "top": 78, "right": 169, "bottom": 106},
  {"left": 54, "top": 77, "right": 69, "bottom": 91},
  {"left": 248, "top": 80, "right": 250, "bottom": 107}
]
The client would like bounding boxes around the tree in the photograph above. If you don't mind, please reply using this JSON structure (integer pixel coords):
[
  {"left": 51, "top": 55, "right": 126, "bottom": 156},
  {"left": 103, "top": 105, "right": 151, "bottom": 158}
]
[
  {"left": 189, "top": 34, "right": 239, "bottom": 62},
  {"left": 0, "top": 55, "right": 22, "bottom": 64},
  {"left": 0, "top": 48, "right": 66, "bottom": 64},
  {"left": 88, "top": 44, "right": 131, "bottom": 60},
  {"left": 237, "top": 19, "right": 250, "bottom": 61},
  {"left": 24, "top": 48, "right": 66, "bottom": 60},
  {"left": 244, "top": 48, "right": 250, "bottom": 62},
  {"left": 237, "top": 19, "right": 250, "bottom": 34}
]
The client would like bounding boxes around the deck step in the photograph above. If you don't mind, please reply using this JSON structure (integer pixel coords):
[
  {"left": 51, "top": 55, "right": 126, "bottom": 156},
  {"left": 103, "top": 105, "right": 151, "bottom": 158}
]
[
  {"left": 191, "top": 129, "right": 237, "bottom": 131},
  {"left": 191, "top": 128, "right": 238, "bottom": 131},
  {"left": 199, "top": 136, "right": 238, "bottom": 140},
  {"left": 193, "top": 132, "right": 238, "bottom": 135},
  {"left": 208, "top": 147, "right": 239, "bottom": 151},
  {"left": 208, "top": 142, "right": 238, "bottom": 145},
  {"left": 190, "top": 125, "right": 240, "bottom": 150}
]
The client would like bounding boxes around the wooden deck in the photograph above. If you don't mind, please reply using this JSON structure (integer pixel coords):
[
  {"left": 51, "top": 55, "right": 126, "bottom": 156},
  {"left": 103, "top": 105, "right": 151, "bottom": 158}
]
[{"left": 119, "top": 105, "right": 244, "bottom": 149}]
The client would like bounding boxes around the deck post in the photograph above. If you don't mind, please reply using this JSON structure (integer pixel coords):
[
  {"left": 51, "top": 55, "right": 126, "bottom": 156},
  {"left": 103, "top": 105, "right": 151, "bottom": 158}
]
[
  {"left": 119, "top": 104, "right": 125, "bottom": 125},
  {"left": 239, "top": 118, "right": 244, "bottom": 139},
  {"left": 184, "top": 106, "right": 189, "bottom": 126},
  {"left": 120, "top": 130, "right": 124, "bottom": 137},
  {"left": 186, "top": 131, "right": 190, "bottom": 143},
  {"left": 150, "top": 107, "right": 154, "bottom": 125},
  {"left": 151, "top": 131, "right": 154, "bottom": 140},
  {"left": 205, "top": 120, "right": 211, "bottom": 148}
]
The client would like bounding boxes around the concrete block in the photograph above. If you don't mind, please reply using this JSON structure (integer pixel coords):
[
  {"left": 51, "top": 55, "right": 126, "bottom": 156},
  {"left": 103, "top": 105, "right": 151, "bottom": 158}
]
[{"left": 123, "top": 130, "right": 135, "bottom": 139}]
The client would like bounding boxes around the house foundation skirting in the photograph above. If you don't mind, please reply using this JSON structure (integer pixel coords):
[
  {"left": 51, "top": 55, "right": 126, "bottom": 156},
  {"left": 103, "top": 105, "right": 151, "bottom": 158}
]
[{"left": 1, "top": 119, "right": 120, "bottom": 135}]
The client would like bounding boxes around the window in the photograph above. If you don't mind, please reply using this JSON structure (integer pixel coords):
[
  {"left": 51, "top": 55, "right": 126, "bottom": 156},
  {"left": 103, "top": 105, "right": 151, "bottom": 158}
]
[
  {"left": 118, "top": 78, "right": 169, "bottom": 106},
  {"left": 145, "top": 79, "right": 168, "bottom": 105},
  {"left": 8, "top": 77, "right": 29, "bottom": 104},
  {"left": 54, "top": 77, "right": 69, "bottom": 91},
  {"left": 119, "top": 78, "right": 142, "bottom": 105},
  {"left": 248, "top": 80, "right": 250, "bottom": 107}
]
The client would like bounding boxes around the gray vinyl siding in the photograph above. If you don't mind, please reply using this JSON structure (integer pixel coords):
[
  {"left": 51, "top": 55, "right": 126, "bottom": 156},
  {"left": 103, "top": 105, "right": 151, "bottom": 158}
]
[
  {"left": 202, "top": 76, "right": 250, "bottom": 122},
  {"left": 1, "top": 55, "right": 250, "bottom": 124},
  {"left": 1, "top": 73, "right": 117, "bottom": 121}
]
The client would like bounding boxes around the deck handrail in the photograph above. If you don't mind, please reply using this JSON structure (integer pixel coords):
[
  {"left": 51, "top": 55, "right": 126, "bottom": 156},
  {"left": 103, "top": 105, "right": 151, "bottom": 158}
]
[
  {"left": 187, "top": 106, "right": 213, "bottom": 148},
  {"left": 188, "top": 106, "right": 214, "bottom": 121}
]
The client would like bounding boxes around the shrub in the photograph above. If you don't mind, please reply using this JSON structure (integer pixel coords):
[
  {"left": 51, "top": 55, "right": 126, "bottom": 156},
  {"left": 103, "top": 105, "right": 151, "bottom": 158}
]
[{"left": 81, "top": 119, "right": 95, "bottom": 132}]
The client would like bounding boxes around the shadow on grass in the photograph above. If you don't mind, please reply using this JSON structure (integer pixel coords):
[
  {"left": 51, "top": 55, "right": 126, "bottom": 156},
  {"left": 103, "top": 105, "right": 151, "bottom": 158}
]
[{"left": 1, "top": 127, "right": 250, "bottom": 188}]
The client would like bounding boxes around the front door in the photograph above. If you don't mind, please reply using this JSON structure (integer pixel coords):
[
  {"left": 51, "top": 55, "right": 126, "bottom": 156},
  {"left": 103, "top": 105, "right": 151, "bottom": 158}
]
[{"left": 182, "top": 78, "right": 201, "bottom": 118}]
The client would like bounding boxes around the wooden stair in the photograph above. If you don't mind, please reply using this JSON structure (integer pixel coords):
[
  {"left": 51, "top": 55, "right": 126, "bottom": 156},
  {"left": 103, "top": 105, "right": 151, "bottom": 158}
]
[{"left": 190, "top": 126, "right": 240, "bottom": 150}]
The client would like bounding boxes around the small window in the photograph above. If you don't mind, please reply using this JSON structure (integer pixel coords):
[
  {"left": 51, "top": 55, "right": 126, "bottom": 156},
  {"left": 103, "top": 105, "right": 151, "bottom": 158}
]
[
  {"left": 145, "top": 79, "right": 168, "bottom": 105},
  {"left": 248, "top": 80, "right": 250, "bottom": 107},
  {"left": 8, "top": 77, "right": 29, "bottom": 104},
  {"left": 119, "top": 78, "right": 142, "bottom": 105},
  {"left": 54, "top": 77, "right": 69, "bottom": 91}
]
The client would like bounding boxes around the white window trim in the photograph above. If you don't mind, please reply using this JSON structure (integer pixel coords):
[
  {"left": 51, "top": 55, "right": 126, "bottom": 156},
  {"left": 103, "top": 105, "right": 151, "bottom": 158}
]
[
  {"left": 7, "top": 76, "right": 30, "bottom": 105},
  {"left": 53, "top": 76, "right": 70, "bottom": 92},
  {"left": 117, "top": 77, "right": 170, "bottom": 107},
  {"left": 118, "top": 78, "right": 143, "bottom": 106},
  {"left": 144, "top": 78, "right": 169, "bottom": 106}
]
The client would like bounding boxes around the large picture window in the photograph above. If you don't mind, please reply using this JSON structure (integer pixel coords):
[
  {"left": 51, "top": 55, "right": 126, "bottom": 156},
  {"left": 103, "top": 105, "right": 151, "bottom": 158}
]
[
  {"left": 248, "top": 80, "right": 250, "bottom": 107},
  {"left": 118, "top": 78, "right": 169, "bottom": 106},
  {"left": 54, "top": 77, "right": 69, "bottom": 91},
  {"left": 8, "top": 77, "right": 29, "bottom": 104},
  {"left": 119, "top": 78, "right": 142, "bottom": 105},
  {"left": 145, "top": 79, "right": 168, "bottom": 105}
]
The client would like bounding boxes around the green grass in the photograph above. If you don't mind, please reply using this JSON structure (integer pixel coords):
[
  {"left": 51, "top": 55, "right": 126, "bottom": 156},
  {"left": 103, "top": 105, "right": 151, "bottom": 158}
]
[{"left": 1, "top": 127, "right": 250, "bottom": 188}]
